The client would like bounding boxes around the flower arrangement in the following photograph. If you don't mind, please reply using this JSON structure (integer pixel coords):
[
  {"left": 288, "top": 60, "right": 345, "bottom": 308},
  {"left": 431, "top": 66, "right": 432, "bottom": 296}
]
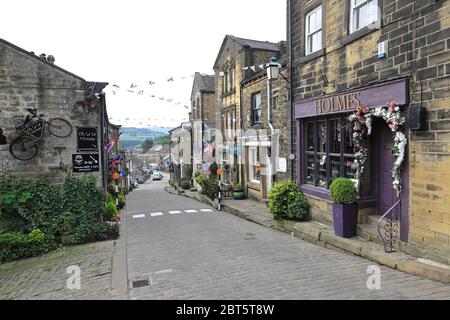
[{"left": 349, "top": 101, "right": 407, "bottom": 198}]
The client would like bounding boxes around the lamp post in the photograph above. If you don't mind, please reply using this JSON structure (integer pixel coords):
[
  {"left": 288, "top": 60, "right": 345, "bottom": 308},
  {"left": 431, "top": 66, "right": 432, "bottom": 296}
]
[{"left": 266, "top": 57, "right": 280, "bottom": 193}]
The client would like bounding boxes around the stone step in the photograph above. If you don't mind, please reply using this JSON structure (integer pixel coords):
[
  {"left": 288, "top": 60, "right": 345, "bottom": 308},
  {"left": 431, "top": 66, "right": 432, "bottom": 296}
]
[{"left": 356, "top": 223, "right": 385, "bottom": 246}]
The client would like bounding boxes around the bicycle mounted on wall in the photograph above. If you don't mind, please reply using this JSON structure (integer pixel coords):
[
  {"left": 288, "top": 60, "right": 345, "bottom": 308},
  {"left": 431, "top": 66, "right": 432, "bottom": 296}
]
[{"left": 9, "top": 108, "right": 73, "bottom": 161}]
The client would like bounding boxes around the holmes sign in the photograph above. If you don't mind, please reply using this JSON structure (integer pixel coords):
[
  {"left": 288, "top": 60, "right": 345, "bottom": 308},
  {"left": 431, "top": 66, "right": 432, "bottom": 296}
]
[{"left": 294, "top": 79, "right": 409, "bottom": 119}]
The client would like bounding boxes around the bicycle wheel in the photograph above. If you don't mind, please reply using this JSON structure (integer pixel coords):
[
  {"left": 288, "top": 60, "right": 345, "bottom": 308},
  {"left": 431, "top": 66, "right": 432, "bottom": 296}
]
[
  {"left": 48, "top": 118, "right": 73, "bottom": 138},
  {"left": 9, "top": 136, "right": 38, "bottom": 161}
]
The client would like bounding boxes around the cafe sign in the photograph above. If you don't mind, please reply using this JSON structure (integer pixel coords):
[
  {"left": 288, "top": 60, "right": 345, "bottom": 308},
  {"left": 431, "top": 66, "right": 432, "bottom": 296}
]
[
  {"left": 77, "top": 127, "right": 98, "bottom": 152},
  {"left": 72, "top": 154, "right": 100, "bottom": 173},
  {"left": 294, "top": 79, "right": 409, "bottom": 119}
]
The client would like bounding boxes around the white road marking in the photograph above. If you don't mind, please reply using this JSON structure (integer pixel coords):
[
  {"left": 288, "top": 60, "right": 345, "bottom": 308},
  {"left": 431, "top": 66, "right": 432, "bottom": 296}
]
[
  {"left": 150, "top": 212, "right": 164, "bottom": 217},
  {"left": 133, "top": 214, "right": 146, "bottom": 219},
  {"left": 200, "top": 209, "right": 213, "bottom": 212},
  {"left": 185, "top": 210, "right": 198, "bottom": 213},
  {"left": 169, "top": 210, "right": 182, "bottom": 214}
]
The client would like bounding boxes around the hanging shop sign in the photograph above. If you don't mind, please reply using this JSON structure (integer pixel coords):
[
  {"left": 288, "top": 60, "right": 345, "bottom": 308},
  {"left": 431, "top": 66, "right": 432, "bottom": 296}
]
[
  {"left": 276, "top": 157, "right": 287, "bottom": 173},
  {"left": 77, "top": 127, "right": 98, "bottom": 152},
  {"left": 23, "top": 120, "right": 45, "bottom": 139},
  {"left": 72, "top": 154, "right": 100, "bottom": 173},
  {"left": 294, "top": 79, "right": 408, "bottom": 119}
]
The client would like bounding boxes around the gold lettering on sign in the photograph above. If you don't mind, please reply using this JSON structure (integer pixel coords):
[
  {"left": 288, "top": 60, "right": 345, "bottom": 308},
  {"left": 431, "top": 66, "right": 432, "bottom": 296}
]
[
  {"left": 315, "top": 92, "right": 362, "bottom": 114},
  {"left": 315, "top": 100, "right": 321, "bottom": 114},
  {"left": 336, "top": 95, "right": 346, "bottom": 111}
]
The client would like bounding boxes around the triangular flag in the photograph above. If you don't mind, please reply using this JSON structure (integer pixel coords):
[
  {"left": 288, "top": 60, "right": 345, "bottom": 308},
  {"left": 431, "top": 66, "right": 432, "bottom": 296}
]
[
  {"left": 259, "top": 64, "right": 265, "bottom": 70},
  {"left": 250, "top": 66, "right": 256, "bottom": 72}
]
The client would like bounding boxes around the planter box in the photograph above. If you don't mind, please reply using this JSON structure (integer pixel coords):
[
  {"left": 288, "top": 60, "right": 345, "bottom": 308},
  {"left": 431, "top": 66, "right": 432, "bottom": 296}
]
[
  {"left": 233, "top": 190, "right": 245, "bottom": 200},
  {"left": 332, "top": 203, "right": 358, "bottom": 238}
]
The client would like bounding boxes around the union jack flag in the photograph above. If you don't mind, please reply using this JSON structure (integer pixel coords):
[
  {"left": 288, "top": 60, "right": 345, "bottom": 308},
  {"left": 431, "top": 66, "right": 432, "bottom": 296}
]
[
  {"left": 109, "top": 154, "right": 121, "bottom": 170},
  {"left": 203, "top": 140, "right": 214, "bottom": 157}
]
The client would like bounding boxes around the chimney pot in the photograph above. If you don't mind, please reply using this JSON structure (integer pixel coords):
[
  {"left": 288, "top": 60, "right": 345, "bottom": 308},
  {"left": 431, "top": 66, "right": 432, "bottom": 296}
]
[{"left": 47, "top": 55, "right": 55, "bottom": 64}]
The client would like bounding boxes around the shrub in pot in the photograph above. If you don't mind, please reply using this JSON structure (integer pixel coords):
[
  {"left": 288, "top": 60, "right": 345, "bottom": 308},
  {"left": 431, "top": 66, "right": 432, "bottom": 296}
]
[
  {"left": 233, "top": 183, "right": 245, "bottom": 200},
  {"left": 329, "top": 178, "right": 358, "bottom": 238}
]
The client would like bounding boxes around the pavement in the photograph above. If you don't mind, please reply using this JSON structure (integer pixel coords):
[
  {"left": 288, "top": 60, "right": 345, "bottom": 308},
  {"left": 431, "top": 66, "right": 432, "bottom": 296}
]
[
  {"left": 0, "top": 240, "right": 114, "bottom": 300},
  {"left": 1, "top": 173, "right": 450, "bottom": 300}
]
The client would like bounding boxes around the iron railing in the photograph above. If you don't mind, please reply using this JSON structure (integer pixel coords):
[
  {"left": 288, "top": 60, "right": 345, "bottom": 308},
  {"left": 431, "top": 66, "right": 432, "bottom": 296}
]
[{"left": 377, "top": 199, "right": 401, "bottom": 253}]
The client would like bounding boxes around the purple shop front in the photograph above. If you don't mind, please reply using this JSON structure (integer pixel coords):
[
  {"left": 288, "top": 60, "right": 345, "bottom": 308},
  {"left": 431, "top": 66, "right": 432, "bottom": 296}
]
[{"left": 294, "top": 79, "right": 410, "bottom": 242}]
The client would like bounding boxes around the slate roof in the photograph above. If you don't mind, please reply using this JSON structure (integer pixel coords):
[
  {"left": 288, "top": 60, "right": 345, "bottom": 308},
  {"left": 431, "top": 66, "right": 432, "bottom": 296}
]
[
  {"left": 229, "top": 35, "right": 280, "bottom": 52},
  {"left": 196, "top": 73, "right": 215, "bottom": 92}
]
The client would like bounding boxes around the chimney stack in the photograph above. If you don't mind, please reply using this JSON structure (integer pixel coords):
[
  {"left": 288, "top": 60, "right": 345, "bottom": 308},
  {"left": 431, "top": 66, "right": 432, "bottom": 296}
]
[{"left": 47, "top": 55, "right": 55, "bottom": 64}]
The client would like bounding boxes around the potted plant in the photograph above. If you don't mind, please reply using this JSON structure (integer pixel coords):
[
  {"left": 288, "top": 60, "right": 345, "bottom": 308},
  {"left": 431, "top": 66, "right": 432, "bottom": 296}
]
[
  {"left": 330, "top": 178, "right": 358, "bottom": 238},
  {"left": 233, "top": 183, "right": 245, "bottom": 200}
]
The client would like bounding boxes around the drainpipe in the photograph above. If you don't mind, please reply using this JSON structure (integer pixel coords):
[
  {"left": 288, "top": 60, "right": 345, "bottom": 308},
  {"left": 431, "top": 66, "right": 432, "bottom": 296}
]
[
  {"left": 288, "top": 0, "right": 295, "bottom": 181},
  {"left": 99, "top": 92, "right": 107, "bottom": 194},
  {"left": 267, "top": 75, "right": 277, "bottom": 189}
]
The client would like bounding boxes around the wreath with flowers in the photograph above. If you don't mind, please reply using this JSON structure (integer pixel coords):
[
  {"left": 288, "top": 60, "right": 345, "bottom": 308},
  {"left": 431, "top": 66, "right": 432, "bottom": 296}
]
[{"left": 349, "top": 101, "right": 407, "bottom": 198}]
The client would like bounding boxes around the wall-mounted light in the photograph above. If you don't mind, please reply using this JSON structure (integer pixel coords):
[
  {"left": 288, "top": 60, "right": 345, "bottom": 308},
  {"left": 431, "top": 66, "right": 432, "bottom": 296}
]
[{"left": 266, "top": 57, "right": 280, "bottom": 81}]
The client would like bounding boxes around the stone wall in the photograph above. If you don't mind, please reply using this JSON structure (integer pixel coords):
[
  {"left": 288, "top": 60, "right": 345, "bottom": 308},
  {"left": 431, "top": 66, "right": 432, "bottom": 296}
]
[
  {"left": 289, "top": 0, "right": 450, "bottom": 264},
  {"left": 241, "top": 70, "right": 290, "bottom": 181},
  {"left": 0, "top": 39, "right": 103, "bottom": 185}
]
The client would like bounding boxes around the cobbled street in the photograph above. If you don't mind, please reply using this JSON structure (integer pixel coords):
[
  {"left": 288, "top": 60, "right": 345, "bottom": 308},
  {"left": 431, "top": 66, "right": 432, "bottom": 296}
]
[{"left": 1, "top": 174, "right": 450, "bottom": 300}]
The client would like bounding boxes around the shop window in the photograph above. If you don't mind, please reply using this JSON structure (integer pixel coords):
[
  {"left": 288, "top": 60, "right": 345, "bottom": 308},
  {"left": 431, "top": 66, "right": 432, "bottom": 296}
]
[
  {"left": 304, "top": 117, "right": 362, "bottom": 190},
  {"left": 252, "top": 92, "right": 262, "bottom": 125},
  {"left": 305, "top": 5, "right": 323, "bottom": 55},
  {"left": 249, "top": 147, "right": 261, "bottom": 183},
  {"left": 350, "top": 0, "right": 378, "bottom": 33}
]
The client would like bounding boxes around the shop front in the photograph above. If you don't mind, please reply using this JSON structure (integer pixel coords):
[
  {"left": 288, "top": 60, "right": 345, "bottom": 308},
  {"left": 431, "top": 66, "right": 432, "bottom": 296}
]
[{"left": 294, "top": 78, "right": 410, "bottom": 242}]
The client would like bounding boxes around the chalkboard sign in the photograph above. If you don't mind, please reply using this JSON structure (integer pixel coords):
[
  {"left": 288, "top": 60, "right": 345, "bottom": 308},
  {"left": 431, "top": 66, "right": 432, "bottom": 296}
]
[
  {"left": 23, "top": 120, "right": 44, "bottom": 139},
  {"left": 77, "top": 127, "right": 98, "bottom": 152},
  {"left": 72, "top": 154, "right": 100, "bottom": 173}
]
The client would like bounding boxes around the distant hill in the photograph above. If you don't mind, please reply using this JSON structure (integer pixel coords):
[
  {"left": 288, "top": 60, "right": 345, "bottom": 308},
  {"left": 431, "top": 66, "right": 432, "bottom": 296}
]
[{"left": 120, "top": 127, "right": 172, "bottom": 149}]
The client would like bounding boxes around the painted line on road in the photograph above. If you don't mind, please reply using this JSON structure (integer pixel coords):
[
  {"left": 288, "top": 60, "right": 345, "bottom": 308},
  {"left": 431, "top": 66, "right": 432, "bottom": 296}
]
[
  {"left": 185, "top": 210, "right": 198, "bottom": 213},
  {"left": 200, "top": 209, "right": 213, "bottom": 212},
  {"left": 150, "top": 212, "right": 164, "bottom": 217},
  {"left": 169, "top": 210, "right": 183, "bottom": 214},
  {"left": 132, "top": 214, "right": 146, "bottom": 219}
]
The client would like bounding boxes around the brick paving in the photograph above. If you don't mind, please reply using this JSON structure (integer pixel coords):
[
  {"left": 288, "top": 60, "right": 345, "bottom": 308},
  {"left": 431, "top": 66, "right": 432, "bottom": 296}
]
[{"left": 125, "top": 176, "right": 450, "bottom": 300}]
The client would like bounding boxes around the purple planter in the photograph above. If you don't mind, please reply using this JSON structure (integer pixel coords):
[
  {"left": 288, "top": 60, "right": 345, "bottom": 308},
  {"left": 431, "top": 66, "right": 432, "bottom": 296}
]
[{"left": 332, "top": 203, "right": 358, "bottom": 238}]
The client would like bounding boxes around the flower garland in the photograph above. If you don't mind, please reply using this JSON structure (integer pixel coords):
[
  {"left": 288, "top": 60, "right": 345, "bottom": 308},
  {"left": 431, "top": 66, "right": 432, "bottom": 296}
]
[{"left": 349, "top": 101, "right": 407, "bottom": 198}]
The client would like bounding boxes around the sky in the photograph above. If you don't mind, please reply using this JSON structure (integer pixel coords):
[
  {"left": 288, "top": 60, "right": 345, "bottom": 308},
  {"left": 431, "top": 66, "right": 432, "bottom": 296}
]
[{"left": 1, "top": 0, "right": 286, "bottom": 129}]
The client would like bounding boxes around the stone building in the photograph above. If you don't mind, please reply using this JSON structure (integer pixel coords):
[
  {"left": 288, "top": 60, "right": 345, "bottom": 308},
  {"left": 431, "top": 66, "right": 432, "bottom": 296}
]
[
  {"left": 0, "top": 38, "right": 110, "bottom": 189},
  {"left": 213, "top": 35, "right": 286, "bottom": 189},
  {"left": 169, "top": 123, "right": 192, "bottom": 184},
  {"left": 288, "top": 0, "right": 450, "bottom": 263},
  {"left": 240, "top": 57, "right": 290, "bottom": 201},
  {"left": 190, "top": 72, "right": 215, "bottom": 176}
]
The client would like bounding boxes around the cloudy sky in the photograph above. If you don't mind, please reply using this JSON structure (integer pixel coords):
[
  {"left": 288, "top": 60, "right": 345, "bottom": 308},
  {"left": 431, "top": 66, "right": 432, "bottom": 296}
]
[{"left": 1, "top": 0, "right": 286, "bottom": 129}]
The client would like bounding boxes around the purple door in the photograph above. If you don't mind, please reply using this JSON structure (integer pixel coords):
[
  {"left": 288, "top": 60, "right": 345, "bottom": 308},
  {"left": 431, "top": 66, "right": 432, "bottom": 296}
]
[
  {"left": 378, "top": 125, "right": 399, "bottom": 218},
  {"left": 378, "top": 121, "right": 409, "bottom": 242}
]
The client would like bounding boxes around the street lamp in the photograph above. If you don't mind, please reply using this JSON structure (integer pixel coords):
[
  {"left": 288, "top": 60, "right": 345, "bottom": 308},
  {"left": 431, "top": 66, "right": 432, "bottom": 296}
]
[{"left": 266, "top": 57, "right": 280, "bottom": 81}]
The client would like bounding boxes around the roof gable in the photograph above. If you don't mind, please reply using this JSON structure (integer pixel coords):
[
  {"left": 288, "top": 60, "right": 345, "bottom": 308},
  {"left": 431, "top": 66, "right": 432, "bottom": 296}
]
[{"left": 213, "top": 35, "right": 280, "bottom": 69}]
